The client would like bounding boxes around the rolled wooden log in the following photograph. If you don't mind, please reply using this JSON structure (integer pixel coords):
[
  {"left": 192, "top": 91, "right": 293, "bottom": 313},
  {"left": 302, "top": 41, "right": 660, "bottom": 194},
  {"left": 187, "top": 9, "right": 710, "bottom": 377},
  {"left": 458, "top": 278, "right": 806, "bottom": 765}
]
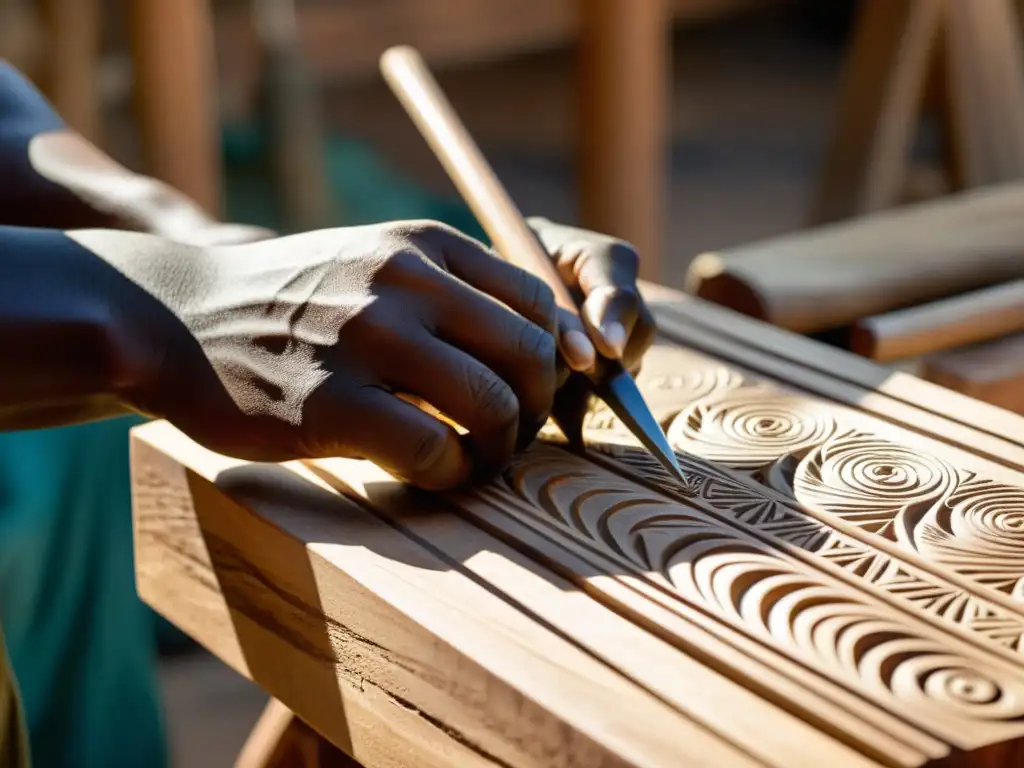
[
  {"left": 850, "top": 279, "right": 1024, "bottom": 361},
  {"left": 686, "top": 180, "right": 1024, "bottom": 333}
]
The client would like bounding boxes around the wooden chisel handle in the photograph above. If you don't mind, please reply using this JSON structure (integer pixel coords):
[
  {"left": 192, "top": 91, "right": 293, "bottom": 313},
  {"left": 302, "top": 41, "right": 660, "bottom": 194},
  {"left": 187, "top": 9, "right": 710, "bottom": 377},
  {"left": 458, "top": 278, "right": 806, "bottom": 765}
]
[{"left": 379, "top": 45, "right": 579, "bottom": 313}]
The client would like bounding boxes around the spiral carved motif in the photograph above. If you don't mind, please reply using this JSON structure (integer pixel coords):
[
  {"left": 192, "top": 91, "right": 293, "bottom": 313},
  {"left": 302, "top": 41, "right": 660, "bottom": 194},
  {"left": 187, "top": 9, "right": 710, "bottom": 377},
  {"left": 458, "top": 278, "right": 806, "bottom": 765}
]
[
  {"left": 788, "top": 432, "right": 959, "bottom": 544},
  {"left": 492, "top": 447, "right": 1024, "bottom": 731},
  {"left": 910, "top": 479, "right": 1024, "bottom": 600},
  {"left": 667, "top": 390, "right": 837, "bottom": 471}
]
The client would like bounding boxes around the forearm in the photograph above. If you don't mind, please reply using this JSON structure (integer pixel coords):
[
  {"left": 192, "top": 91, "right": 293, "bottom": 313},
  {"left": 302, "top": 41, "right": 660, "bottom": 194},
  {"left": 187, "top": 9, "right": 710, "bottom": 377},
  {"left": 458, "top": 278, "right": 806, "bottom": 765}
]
[
  {"left": 0, "top": 226, "right": 148, "bottom": 429},
  {"left": 0, "top": 61, "right": 270, "bottom": 242}
]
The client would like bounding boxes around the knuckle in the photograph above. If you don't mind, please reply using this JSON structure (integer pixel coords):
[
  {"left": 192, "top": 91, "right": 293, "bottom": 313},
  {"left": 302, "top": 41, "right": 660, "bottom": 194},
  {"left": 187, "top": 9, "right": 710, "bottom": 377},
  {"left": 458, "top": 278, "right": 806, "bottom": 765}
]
[
  {"left": 470, "top": 369, "right": 518, "bottom": 425},
  {"left": 395, "top": 219, "right": 455, "bottom": 244},
  {"left": 519, "top": 270, "right": 556, "bottom": 324},
  {"left": 411, "top": 427, "right": 449, "bottom": 473},
  {"left": 380, "top": 246, "right": 429, "bottom": 276},
  {"left": 515, "top": 322, "right": 556, "bottom": 369}
]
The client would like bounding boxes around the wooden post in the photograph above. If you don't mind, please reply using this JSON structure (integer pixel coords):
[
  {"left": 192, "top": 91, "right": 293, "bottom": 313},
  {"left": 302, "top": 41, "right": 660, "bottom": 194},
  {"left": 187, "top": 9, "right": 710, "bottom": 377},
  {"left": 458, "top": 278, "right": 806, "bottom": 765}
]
[
  {"left": 127, "top": 0, "right": 223, "bottom": 215},
  {"left": 808, "top": 0, "right": 944, "bottom": 225},
  {"left": 38, "top": 0, "right": 101, "bottom": 142},
  {"left": 578, "top": 0, "right": 669, "bottom": 281}
]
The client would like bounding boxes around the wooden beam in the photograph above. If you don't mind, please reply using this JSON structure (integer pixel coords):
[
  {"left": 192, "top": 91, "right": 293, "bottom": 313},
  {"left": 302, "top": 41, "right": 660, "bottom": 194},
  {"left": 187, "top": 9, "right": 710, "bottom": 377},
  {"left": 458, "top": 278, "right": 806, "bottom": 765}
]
[
  {"left": 132, "top": 421, "right": 762, "bottom": 768},
  {"left": 688, "top": 180, "right": 1024, "bottom": 333},
  {"left": 235, "top": 698, "right": 362, "bottom": 768}
]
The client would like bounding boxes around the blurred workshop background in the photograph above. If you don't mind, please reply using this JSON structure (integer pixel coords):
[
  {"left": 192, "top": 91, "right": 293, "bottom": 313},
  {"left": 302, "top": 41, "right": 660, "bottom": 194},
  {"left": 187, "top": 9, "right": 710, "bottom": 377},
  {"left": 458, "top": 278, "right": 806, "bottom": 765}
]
[{"left": 3, "top": 0, "right": 1024, "bottom": 765}]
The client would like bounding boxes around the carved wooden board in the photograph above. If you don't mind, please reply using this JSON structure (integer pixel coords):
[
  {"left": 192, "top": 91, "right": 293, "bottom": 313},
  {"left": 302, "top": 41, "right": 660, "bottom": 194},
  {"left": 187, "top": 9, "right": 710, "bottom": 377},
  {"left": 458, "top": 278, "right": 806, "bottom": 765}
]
[{"left": 131, "top": 288, "right": 1024, "bottom": 768}]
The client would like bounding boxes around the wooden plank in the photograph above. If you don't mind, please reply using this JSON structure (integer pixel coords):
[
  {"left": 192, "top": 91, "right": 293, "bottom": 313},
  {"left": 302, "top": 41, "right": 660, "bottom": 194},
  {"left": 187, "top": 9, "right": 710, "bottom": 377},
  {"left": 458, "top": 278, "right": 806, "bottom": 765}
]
[
  {"left": 311, "top": 380, "right": 1024, "bottom": 763},
  {"left": 809, "top": 0, "right": 944, "bottom": 225},
  {"left": 922, "top": 332, "right": 1024, "bottom": 415},
  {"left": 850, "top": 280, "right": 1024, "bottom": 362},
  {"left": 686, "top": 180, "right": 1024, "bottom": 334},
  {"left": 132, "top": 421, "right": 764, "bottom": 768},
  {"left": 578, "top": 0, "right": 669, "bottom": 281},
  {"left": 137, "top": 282, "right": 1024, "bottom": 767}
]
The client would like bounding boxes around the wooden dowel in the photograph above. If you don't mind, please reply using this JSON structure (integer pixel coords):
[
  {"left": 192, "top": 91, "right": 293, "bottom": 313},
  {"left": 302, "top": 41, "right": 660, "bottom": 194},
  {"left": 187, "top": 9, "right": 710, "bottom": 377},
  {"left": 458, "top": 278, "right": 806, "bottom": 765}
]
[
  {"left": 850, "top": 279, "right": 1024, "bottom": 361},
  {"left": 687, "top": 180, "right": 1024, "bottom": 333},
  {"left": 378, "top": 45, "right": 578, "bottom": 312}
]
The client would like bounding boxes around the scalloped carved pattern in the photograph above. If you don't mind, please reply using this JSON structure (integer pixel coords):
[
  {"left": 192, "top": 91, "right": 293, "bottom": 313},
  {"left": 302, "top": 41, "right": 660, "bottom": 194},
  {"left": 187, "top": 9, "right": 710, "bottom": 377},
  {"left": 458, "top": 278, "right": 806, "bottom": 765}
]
[
  {"left": 484, "top": 446, "right": 1024, "bottom": 744},
  {"left": 581, "top": 347, "right": 1024, "bottom": 609},
  {"left": 591, "top": 441, "right": 1024, "bottom": 656}
]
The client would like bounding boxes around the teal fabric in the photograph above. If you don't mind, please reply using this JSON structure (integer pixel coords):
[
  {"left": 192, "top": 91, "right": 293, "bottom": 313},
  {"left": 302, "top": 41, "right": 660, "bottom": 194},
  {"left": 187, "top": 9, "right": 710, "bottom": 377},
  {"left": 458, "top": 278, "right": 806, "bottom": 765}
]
[{"left": 0, "top": 416, "right": 166, "bottom": 768}]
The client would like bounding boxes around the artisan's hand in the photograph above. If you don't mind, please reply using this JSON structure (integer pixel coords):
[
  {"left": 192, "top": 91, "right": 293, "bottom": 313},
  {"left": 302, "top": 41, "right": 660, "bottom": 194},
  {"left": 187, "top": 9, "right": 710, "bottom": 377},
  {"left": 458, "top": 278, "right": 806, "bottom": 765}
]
[
  {"left": 527, "top": 217, "right": 656, "bottom": 376},
  {"left": 526, "top": 218, "right": 656, "bottom": 442},
  {"left": 71, "top": 221, "right": 558, "bottom": 490}
]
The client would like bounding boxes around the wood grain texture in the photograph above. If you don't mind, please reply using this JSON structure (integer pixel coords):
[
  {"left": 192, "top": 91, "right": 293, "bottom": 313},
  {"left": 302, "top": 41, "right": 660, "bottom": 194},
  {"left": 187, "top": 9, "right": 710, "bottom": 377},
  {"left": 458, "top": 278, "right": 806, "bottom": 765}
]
[
  {"left": 132, "top": 422, "right": 763, "bottom": 768},
  {"left": 136, "top": 290, "right": 1024, "bottom": 767},
  {"left": 686, "top": 180, "right": 1024, "bottom": 333}
]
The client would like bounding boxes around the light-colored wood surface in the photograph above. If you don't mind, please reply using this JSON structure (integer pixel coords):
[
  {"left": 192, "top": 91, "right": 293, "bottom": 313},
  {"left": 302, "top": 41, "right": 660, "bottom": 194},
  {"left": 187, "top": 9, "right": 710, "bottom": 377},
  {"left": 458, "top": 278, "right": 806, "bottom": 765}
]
[
  {"left": 687, "top": 180, "right": 1024, "bottom": 333},
  {"left": 578, "top": 0, "right": 670, "bottom": 281},
  {"left": 133, "top": 421, "right": 761, "bottom": 768},
  {"left": 127, "top": 0, "right": 223, "bottom": 215},
  {"left": 138, "top": 288, "right": 1024, "bottom": 766},
  {"left": 922, "top": 332, "right": 1024, "bottom": 415},
  {"left": 850, "top": 280, "right": 1024, "bottom": 362}
]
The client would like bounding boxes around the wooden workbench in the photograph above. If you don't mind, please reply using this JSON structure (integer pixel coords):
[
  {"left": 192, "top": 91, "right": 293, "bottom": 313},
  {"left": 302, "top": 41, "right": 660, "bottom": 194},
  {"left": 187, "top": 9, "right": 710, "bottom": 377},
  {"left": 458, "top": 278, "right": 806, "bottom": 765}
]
[{"left": 133, "top": 283, "right": 1024, "bottom": 767}]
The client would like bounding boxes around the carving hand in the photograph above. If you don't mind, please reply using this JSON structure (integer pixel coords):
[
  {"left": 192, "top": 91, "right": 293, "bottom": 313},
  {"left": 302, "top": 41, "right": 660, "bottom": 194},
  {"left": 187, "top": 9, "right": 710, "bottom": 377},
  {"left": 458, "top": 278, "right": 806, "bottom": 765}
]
[
  {"left": 527, "top": 217, "right": 657, "bottom": 442},
  {"left": 528, "top": 217, "right": 656, "bottom": 376},
  {"left": 72, "top": 220, "right": 558, "bottom": 490}
]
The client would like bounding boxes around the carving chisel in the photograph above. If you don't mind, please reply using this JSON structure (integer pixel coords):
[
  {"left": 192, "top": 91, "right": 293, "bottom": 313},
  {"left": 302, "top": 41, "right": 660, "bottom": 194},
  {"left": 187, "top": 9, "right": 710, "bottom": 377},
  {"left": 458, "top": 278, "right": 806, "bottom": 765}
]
[{"left": 379, "top": 45, "right": 687, "bottom": 483}]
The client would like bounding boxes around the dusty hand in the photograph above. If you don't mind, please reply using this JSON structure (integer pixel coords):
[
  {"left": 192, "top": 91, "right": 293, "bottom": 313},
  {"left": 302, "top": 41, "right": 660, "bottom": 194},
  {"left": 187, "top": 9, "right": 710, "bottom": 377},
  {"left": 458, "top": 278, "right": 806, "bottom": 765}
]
[
  {"left": 528, "top": 217, "right": 655, "bottom": 376},
  {"left": 73, "top": 220, "right": 558, "bottom": 490},
  {"left": 527, "top": 218, "right": 656, "bottom": 441}
]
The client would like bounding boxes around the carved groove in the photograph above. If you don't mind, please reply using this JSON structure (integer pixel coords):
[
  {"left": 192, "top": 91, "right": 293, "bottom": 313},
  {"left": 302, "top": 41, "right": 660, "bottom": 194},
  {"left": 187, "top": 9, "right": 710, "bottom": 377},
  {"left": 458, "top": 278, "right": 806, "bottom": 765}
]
[
  {"left": 481, "top": 445, "right": 1024, "bottom": 744},
  {"left": 577, "top": 348, "right": 1024, "bottom": 656}
]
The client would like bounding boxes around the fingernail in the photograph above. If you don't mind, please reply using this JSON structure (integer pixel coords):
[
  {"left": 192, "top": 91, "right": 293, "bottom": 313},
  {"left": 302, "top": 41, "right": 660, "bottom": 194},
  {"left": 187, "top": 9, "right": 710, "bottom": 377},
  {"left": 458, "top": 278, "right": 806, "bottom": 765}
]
[
  {"left": 563, "top": 329, "right": 596, "bottom": 371},
  {"left": 601, "top": 321, "right": 627, "bottom": 358}
]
